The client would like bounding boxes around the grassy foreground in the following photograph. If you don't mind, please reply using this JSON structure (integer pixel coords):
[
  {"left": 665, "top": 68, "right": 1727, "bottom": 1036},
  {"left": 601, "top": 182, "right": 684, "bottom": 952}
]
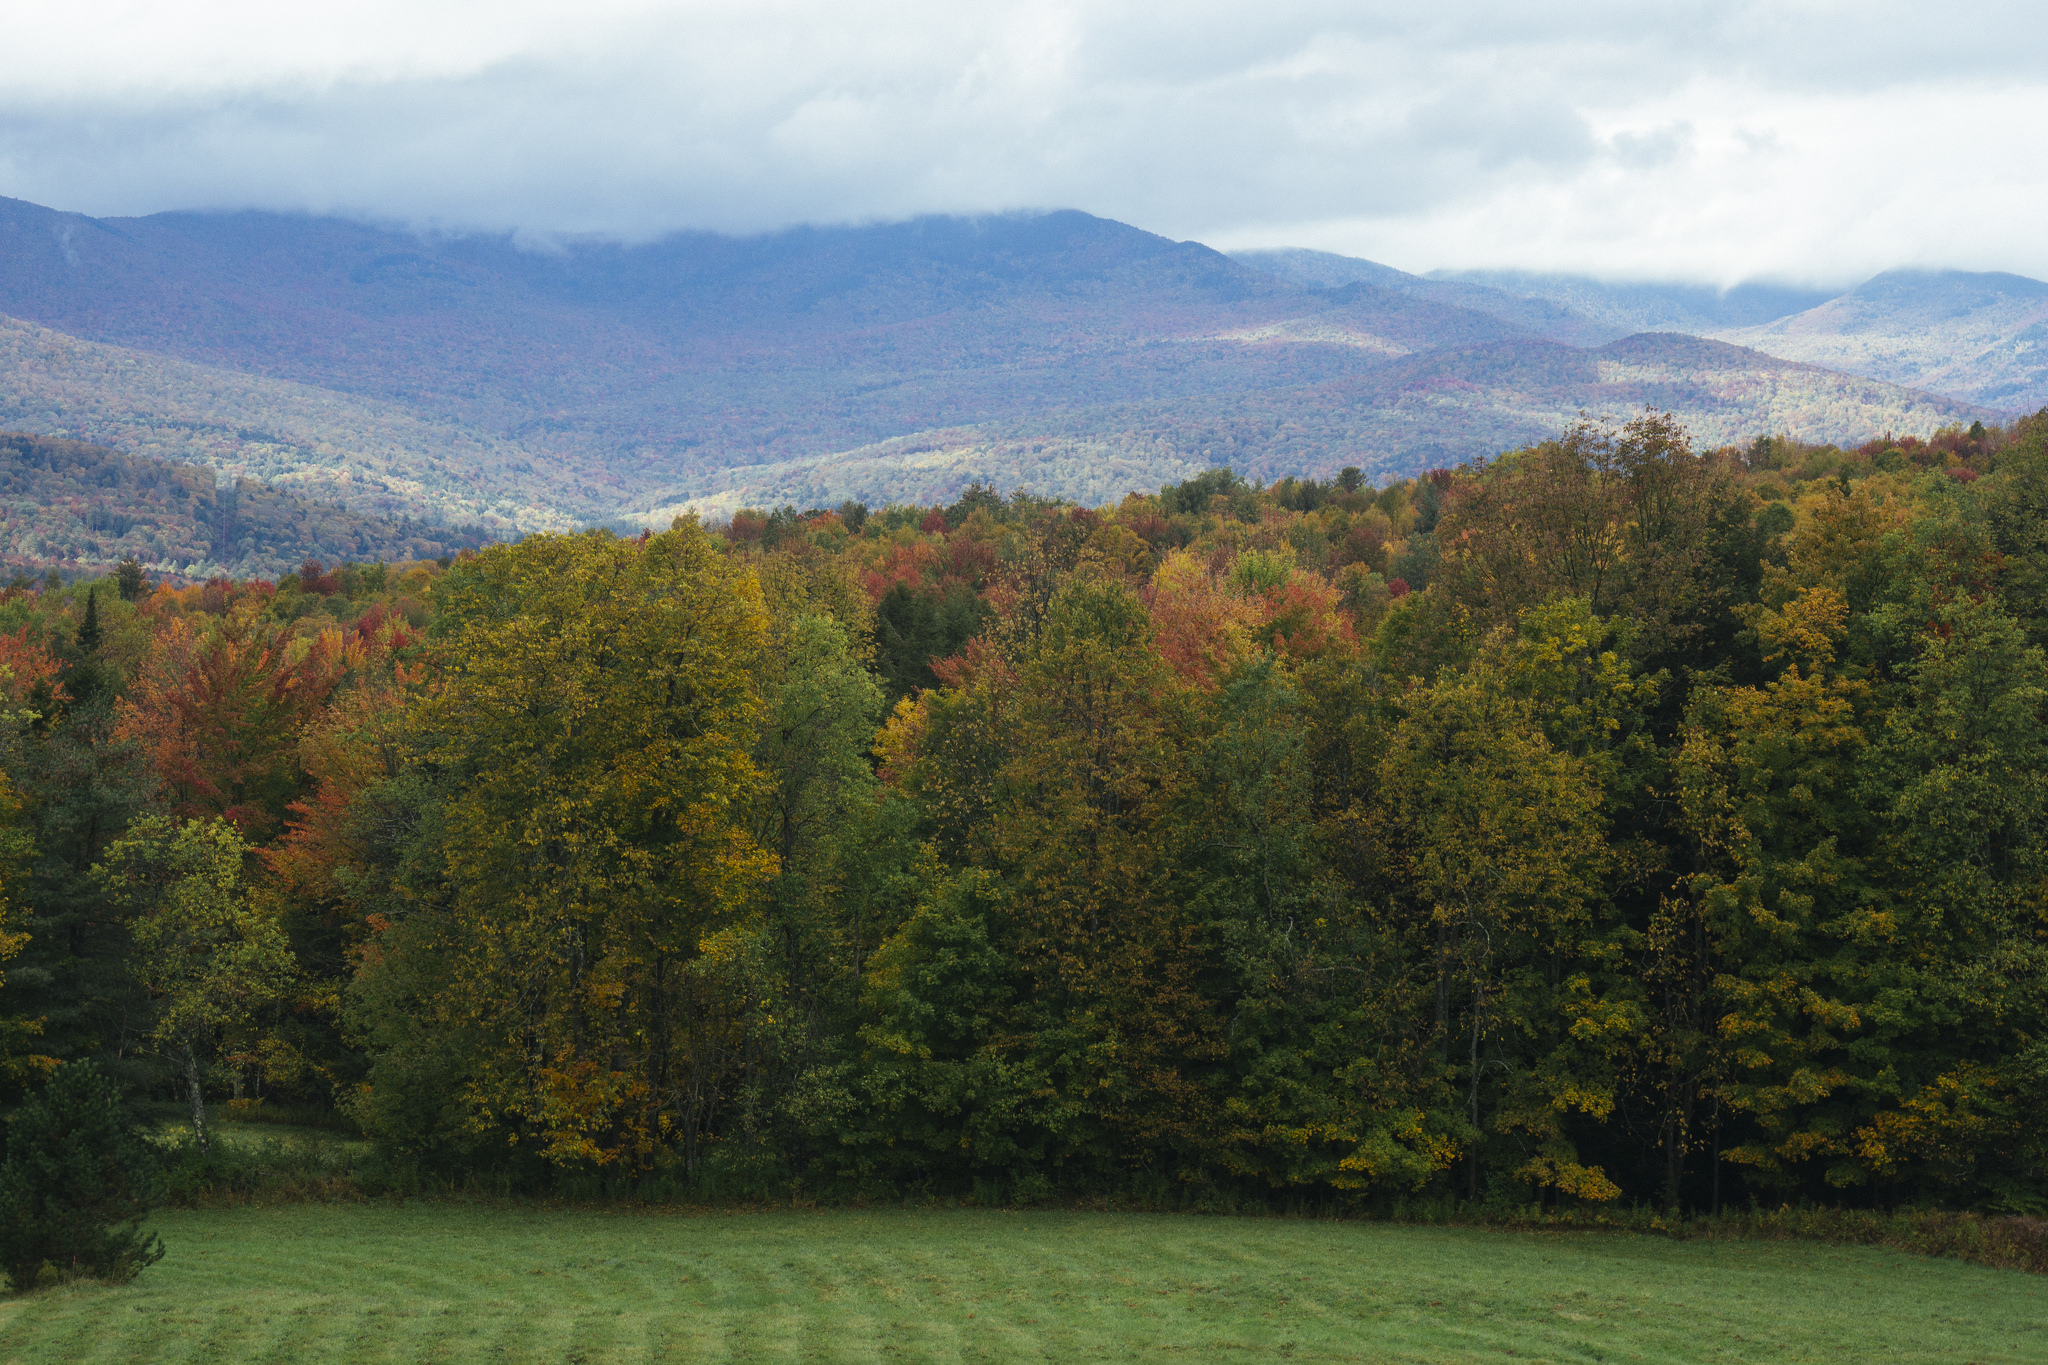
[{"left": 1, "top": 1205, "right": 2041, "bottom": 1364}]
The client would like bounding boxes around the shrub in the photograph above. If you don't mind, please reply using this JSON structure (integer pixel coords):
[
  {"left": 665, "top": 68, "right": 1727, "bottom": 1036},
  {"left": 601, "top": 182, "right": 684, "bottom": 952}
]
[{"left": 0, "top": 1062, "right": 166, "bottom": 1291}]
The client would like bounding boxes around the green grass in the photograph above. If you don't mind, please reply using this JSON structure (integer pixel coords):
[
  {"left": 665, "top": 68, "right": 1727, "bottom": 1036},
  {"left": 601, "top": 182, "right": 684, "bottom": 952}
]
[
  {"left": 1, "top": 1205, "right": 2040, "bottom": 1363},
  {"left": 152, "top": 1116, "right": 370, "bottom": 1156},
  {"left": 144, "top": 1114, "right": 373, "bottom": 1205}
]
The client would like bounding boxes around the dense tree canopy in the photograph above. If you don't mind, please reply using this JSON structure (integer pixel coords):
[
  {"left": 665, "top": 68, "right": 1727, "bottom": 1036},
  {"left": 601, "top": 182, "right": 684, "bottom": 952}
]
[{"left": 2, "top": 411, "right": 2045, "bottom": 1215}]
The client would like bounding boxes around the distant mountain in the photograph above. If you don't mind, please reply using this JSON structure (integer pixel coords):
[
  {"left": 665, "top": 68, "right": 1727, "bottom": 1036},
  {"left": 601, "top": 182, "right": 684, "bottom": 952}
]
[
  {"left": 1247, "top": 249, "right": 2048, "bottom": 420},
  {"left": 670, "top": 333, "right": 2002, "bottom": 517},
  {"left": 1234, "top": 248, "right": 1624, "bottom": 345},
  {"left": 0, "top": 431, "right": 494, "bottom": 579},
  {"left": 1242, "top": 247, "right": 1849, "bottom": 343},
  {"left": 0, "top": 198, "right": 1537, "bottom": 509},
  {"left": 1714, "top": 270, "right": 2048, "bottom": 414},
  {"left": 0, "top": 197, "right": 1520, "bottom": 464},
  {"left": 0, "top": 197, "right": 2003, "bottom": 517},
  {"left": 1427, "top": 268, "right": 1837, "bottom": 336}
]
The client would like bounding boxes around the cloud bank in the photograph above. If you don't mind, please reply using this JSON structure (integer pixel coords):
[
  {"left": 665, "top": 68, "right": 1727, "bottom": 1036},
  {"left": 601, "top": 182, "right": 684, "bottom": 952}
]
[{"left": 3, "top": 1, "right": 2045, "bottom": 283}]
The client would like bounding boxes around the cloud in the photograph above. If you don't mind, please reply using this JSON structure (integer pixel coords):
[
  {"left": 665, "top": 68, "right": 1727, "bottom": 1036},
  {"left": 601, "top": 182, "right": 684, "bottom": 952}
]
[{"left": 2, "top": 1, "right": 2046, "bottom": 282}]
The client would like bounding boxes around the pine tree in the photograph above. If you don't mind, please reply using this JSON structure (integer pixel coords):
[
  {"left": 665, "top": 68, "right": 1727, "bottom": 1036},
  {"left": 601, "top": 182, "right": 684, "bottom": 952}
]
[
  {"left": 0, "top": 1061, "right": 165, "bottom": 1289},
  {"left": 74, "top": 589, "right": 101, "bottom": 656}
]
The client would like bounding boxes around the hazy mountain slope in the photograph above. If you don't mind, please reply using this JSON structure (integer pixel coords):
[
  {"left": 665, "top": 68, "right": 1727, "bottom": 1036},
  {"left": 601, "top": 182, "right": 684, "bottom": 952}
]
[
  {"left": 0, "top": 199, "right": 1536, "bottom": 496},
  {"left": 1429, "top": 268, "right": 1835, "bottom": 336},
  {"left": 1092, "top": 332, "right": 2001, "bottom": 477},
  {"left": 1248, "top": 251, "right": 2048, "bottom": 416},
  {"left": 1230, "top": 247, "right": 1415, "bottom": 291},
  {"left": 661, "top": 333, "right": 1999, "bottom": 515},
  {"left": 1578, "top": 332, "right": 2000, "bottom": 439},
  {"left": 0, "top": 196, "right": 2005, "bottom": 515},
  {"left": 0, "top": 312, "right": 586, "bottom": 530},
  {"left": 1715, "top": 270, "right": 2048, "bottom": 413},
  {"left": 0, "top": 430, "right": 494, "bottom": 578},
  {"left": 0, "top": 202, "right": 1499, "bottom": 413},
  {"left": 643, "top": 430, "right": 1214, "bottom": 523},
  {"left": 1234, "top": 248, "right": 1622, "bottom": 345}
]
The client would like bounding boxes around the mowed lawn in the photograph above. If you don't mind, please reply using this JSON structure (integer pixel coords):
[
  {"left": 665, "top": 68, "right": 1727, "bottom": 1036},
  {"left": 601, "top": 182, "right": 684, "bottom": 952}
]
[{"left": 1, "top": 1205, "right": 2041, "bottom": 1364}]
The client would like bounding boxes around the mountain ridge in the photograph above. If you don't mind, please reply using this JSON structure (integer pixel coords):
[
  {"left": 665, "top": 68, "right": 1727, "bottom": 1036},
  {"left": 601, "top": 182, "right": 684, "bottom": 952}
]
[
  {"left": 1236, "top": 245, "right": 2048, "bottom": 420},
  {"left": 0, "top": 197, "right": 2010, "bottom": 519},
  {"left": 1714, "top": 268, "right": 2048, "bottom": 412}
]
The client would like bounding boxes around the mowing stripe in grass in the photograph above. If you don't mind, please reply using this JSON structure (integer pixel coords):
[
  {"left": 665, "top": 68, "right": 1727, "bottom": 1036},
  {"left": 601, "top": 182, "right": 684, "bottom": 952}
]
[{"left": 1, "top": 1205, "right": 2042, "bottom": 1364}]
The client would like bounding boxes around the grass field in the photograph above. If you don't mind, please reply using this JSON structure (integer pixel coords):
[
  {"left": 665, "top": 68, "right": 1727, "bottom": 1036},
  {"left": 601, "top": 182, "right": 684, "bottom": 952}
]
[{"left": 0, "top": 1204, "right": 2040, "bottom": 1364}]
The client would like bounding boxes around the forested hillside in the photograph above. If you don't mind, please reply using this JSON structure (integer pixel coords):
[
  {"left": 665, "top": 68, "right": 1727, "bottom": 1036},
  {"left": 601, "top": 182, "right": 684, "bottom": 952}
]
[
  {"left": 0, "top": 431, "right": 495, "bottom": 579},
  {"left": 0, "top": 197, "right": 2000, "bottom": 519},
  {"left": 4, "top": 410, "right": 2044, "bottom": 1215},
  {"left": 0, "top": 314, "right": 594, "bottom": 532},
  {"left": 672, "top": 333, "right": 2004, "bottom": 519},
  {"left": 1718, "top": 270, "right": 2048, "bottom": 413},
  {"left": 1243, "top": 249, "right": 2048, "bottom": 422}
]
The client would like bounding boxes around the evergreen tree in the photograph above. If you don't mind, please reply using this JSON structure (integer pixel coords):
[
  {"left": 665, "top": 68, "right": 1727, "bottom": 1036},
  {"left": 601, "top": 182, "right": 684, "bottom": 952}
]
[
  {"left": 73, "top": 589, "right": 101, "bottom": 656},
  {"left": 0, "top": 1061, "right": 165, "bottom": 1290},
  {"left": 115, "top": 557, "right": 147, "bottom": 603}
]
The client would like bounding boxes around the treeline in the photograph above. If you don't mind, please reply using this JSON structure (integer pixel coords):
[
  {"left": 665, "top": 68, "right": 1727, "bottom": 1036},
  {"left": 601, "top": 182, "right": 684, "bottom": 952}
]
[{"left": 2, "top": 412, "right": 2045, "bottom": 1215}]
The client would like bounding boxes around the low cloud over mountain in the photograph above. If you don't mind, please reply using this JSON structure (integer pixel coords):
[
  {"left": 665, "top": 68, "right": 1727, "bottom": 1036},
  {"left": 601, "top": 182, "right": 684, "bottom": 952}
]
[{"left": 5, "top": 3, "right": 2048, "bottom": 283}]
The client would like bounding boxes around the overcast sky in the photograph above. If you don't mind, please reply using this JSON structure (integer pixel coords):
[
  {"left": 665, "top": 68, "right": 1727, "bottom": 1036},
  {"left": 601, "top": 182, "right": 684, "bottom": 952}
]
[{"left": 3, "top": 1, "right": 2044, "bottom": 284}]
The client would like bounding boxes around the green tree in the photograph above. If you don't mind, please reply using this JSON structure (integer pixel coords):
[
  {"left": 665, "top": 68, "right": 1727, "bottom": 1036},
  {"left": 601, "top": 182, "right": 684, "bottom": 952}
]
[
  {"left": 4, "top": 659, "right": 154, "bottom": 1091},
  {"left": 741, "top": 612, "right": 889, "bottom": 1175},
  {"left": 853, "top": 868, "right": 1070, "bottom": 1191},
  {"left": 874, "top": 581, "right": 985, "bottom": 703},
  {"left": 1983, "top": 413, "right": 2048, "bottom": 646},
  {"left": 1377, "top": 615, "right": 1619, "bottom": 1202},
  {"left": 115, "top": 557, "right": 147, "bottom": 603},
  {"left": 0, "top": 1061, "right": 164, "bottom": 1290},
  {"left": 1848, "top": 599, "right": 2048, "bottom": 1201},
  {"left": 1676, "top": 586, "right": 1880, "bottom": 1195},
  {"left": 989, "top": 576, "right": 1218, "bottom": 1172},
  {"left": 95, "top": 816, "right": 295, "bottom": 1148},
  {"left": 755, "top": 615, "right": 886, "bottom": 898},
  {"left": 1436, "top": 412, "right": 1736, "bottom": 664},
  {"left": 1179, "top": 657, "right": 1448, "bottom": 1196},
  {"left": 0, "top": 767, "right": 41, "bottom": 1088}
]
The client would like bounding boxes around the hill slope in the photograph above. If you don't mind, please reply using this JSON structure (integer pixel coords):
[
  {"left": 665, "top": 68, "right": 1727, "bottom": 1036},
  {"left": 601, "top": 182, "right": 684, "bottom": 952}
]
[
  {"left": 1234, "top": 248, "right": 1628, "bottom": 346},
  {"left": 1426, "top": 268, "right": 1837, "bottom": 336},
  {"left": 0, "top": 313, "right": 584, "bottom": 531},
  {"left": 1715, "top": 270, "right": 2048, "bottom": 413},
  {"left": 1244, "top": 248, "right": 2048, "bottom": 419},
  {"left": 664, "top": 332, "right": 2002, "bottom": 516},
  {"left": 0, "top": 199, "right": 1536, "bottom": 502},
  {"left": 0, "top": 197, "right": 2008, "bottom": 514},
  {"left": 0, "top": 431, "right": 495, "bottom": 578}
]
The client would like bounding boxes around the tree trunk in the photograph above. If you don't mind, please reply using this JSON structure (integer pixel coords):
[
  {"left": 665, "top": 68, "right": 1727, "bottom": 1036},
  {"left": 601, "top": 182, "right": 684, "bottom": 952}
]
[
  {"left": 1434, "top": 923, "right": 1448, "bottom": 1055},
  {"left": 1711, "top": 1101, "right": 1723, "bottom": 1215},
  {"left": 1467, "top": 979, "right": 1483, "bottom": 1201},
  {"left": 1664, "top": 1076, "right": 1695, "bottom": 1212},
  {"left": 185, "top": 1045, "right": 209, "bottom": 1151}
]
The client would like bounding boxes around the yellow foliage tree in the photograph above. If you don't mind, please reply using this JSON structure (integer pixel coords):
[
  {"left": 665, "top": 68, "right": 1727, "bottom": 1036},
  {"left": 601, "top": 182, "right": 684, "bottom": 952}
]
[{"left": 404, "top": 524, "right": 774, "bottom": 1172}]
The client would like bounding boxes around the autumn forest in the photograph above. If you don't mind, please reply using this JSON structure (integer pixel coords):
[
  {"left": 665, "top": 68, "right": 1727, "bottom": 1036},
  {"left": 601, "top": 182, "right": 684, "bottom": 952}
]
[{"left": 3, "top": 411, "right": 2046, "bottom": 1220}]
